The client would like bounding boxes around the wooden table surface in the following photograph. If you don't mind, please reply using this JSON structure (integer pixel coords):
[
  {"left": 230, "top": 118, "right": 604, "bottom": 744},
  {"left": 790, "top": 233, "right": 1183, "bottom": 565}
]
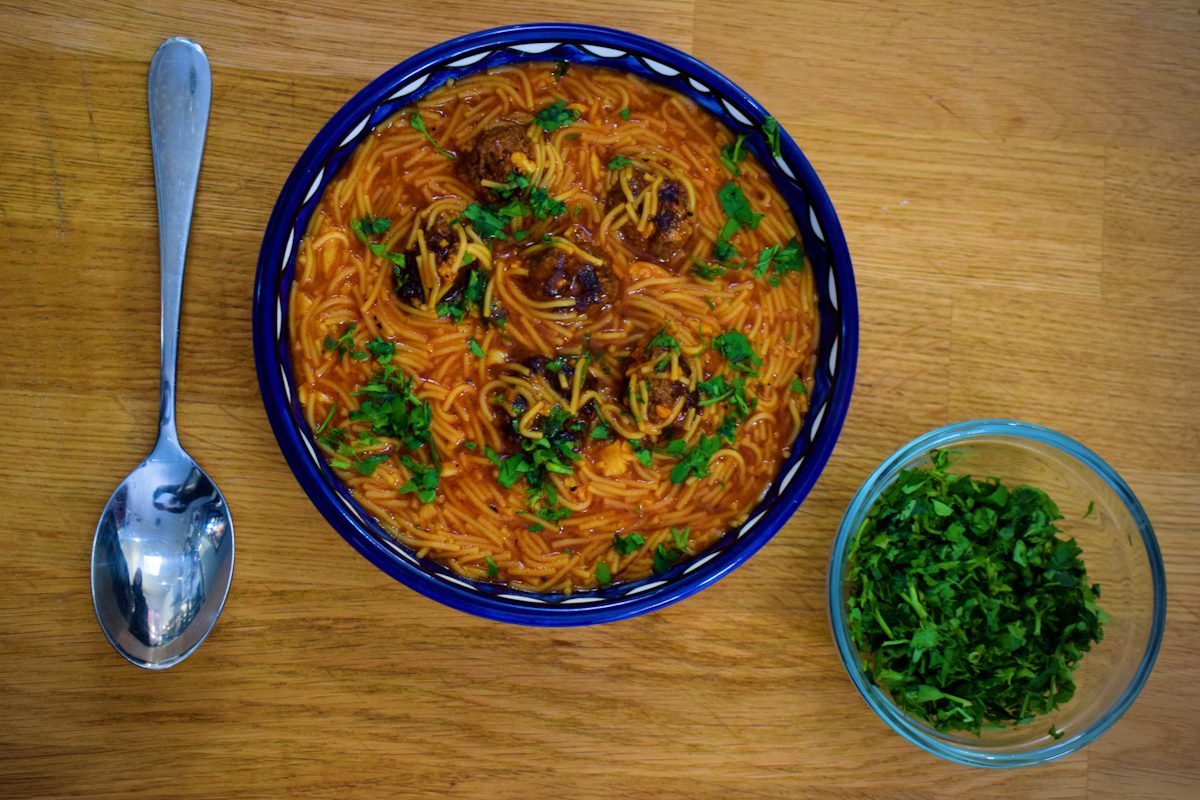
[{"left": 2, "top": 2, "right": 1197, "bottom": 798}]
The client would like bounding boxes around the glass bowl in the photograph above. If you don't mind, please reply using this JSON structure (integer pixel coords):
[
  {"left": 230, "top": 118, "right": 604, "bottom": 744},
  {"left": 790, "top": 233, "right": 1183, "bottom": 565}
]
[
  {"left": 827, "top": 419, "right": 1166, "bottom": 767},
  {"left": 253, "top": 23, "right": 858, "bottom": 625}
]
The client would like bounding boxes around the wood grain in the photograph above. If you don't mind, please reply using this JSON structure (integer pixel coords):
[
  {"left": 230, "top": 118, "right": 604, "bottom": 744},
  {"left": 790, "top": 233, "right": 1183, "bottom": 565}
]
[{"left": 1, "top": 1, "right": 1197, "bottom": 798}]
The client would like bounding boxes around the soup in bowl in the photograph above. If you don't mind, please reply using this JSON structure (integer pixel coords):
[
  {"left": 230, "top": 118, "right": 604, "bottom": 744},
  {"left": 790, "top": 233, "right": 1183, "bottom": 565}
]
[{"left": 254, "top": 24, "right": 857, "bottom": 624}]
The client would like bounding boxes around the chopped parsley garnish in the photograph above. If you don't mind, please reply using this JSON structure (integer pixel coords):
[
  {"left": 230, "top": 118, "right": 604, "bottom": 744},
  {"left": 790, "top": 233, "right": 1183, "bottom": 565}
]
[
  {"left": 349, "top": 365, "right": 433, "bottom": 451},
  {"left": 366, "top": 338, "right": 395, "bottom": 364},
  {"left": 670, "top": 526, "right": 691, "bottom": 550},
  {"left": 323, "top": 322, "right": 366, "bottom": 361},
  {"left": 315, "top": 403, "right": 338, "bottom": 435},
  {"left": 648, "top": 329, "right": 679, "bottom": 351},
  {"left": 668, "top": 434, "right": 722, "bottom": 485},
  {"left": 619, "top": 107, "right": 631, "bottom": 121},
  {"left": 536, "top": 505, "right": 572, "bottom": 524},
  {"left": 763, "top": 116, "right": 782, "bottom": 158},
  {"left": 718, "top": 181, "right": 763, "bottom": 230},
  {"left": 719, "top": 134, "right": 748, "bottom": 176},
  {"left": 713, "top": 331, "right": 763, "bottom": 374},
  {"left": 408, "top": 111, "right": 456, "bottom": 159},
  {"left": 484, "top": 406, "right": 581, "bottom": 510},
  {"left": 468, "top": 338, "right": 484, "bottom": 359},
  {"left": 630, "top": 439, "right": 653, "bottom": 467},
  {"left": 608, "top": 154, "right": 634, "bottom": 170},
  {"left": 486, "top": 556, "right": 499, "bottom": 578},
  {"left": 398, "top": 455, "right": 438, "bottom": 502},
  {"left": 491, "top": 173, "right": 531, "bottom": 199},
  {"left": 459, "top": 203, "right": 512, "bottom": 240},
  {"left": 846, "top": 449, "right": 1108, "bottom": 733},
  {"left": 350, "top": 216, "right": 390, "bottom": 240},
  {"left": 691, "top": 257, "right": 727, "bottom": 281},
  {"left": 350, "top": 214, "right": 407, "bottom": 266},
  {"left": 590, "top": 421, "right": 613, "bottom": 440},
  {"left": 437, "top": 268, "right": 487, "bottom": 323},
  {"left": 652, "top": 543, "right": 682, "bottom": 573},
  {"left": 1083, "top": 500, "right": 1095, "bottom": 518},
  {"left": 528, "top": 187, "right": 566, "bottom": 219},
  {"left": 552, "top": 59, "right": 569, "bottom": 79},
  {"left": 754, "top": 239, "right": 805, "bottom": 285},
  {"left": 715, "top": 415, "right": 738, "bottom": 445},
  {"left": 353, "top": 454, "right": 389, "bottom": 476},
  {"left": 595, "top": 560, "right": 612, "bottom": 586},
  {"left": 317, "top": 425, "right": 347, "bottom": 450},
  {"left": 791, "top": 378, "right": 807, "bottom": 394},
  {"left": 613, "top": 532, "right": 646, "bottom": 555},
  {"left": 533, "top": 99, "right": 579, "bottom": 132}
]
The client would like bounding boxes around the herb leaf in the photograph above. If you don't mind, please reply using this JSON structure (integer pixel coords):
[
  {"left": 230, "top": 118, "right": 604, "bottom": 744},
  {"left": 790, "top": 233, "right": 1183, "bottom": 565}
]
[
  {"left": 763, "top": 116, "right": 782, "bottom": 158},
  {"left": 533, "top": 99, "right": 580, "bottom": 132},
  {"left": 608, "top": 155, "right": 634, "bottom": 170},
  {"left": 846, "top": 450, "right": 1107, "bottom": 733},
  {"left": 409, "top": 112, "right": 456, "bottom": 159},
  {"left": 613, "top": 532, "right": 646, "bottom": 555}
]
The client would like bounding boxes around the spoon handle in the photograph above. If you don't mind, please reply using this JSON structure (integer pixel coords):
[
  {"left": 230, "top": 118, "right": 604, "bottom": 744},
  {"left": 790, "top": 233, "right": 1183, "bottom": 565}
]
[{"left": 148, "top": 38, "right": 211, "bottom": 446}]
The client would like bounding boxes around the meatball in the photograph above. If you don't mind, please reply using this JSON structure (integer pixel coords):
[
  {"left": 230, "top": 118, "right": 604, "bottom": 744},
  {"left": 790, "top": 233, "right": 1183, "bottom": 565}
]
[
  {"left": 394, "top": 222, "right": 465, "bottom": 305},
  {"left": 625, "top": 343, "right": 696, "bottom": 427},
  {"left": 524, "top": 246, "right": 619, "bottom": 313},
  {"left": 608, "top": 168, "right": 695, "bottom": 262},
  {"left": 461, "top": 123, "right": 536, "bottom": 193}
]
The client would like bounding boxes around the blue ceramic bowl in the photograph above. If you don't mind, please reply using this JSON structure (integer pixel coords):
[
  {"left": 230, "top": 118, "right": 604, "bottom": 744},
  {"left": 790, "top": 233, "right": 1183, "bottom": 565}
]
[
  {"left": 828, "top": 420, "right": 1166, "bottom": 766},
  {"left": 253, "top": 23, "right": 858, "bottom": 625}
]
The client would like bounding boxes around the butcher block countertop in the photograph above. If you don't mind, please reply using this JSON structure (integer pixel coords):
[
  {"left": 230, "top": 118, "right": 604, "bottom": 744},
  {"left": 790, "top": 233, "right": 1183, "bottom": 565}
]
[{"left": 1, "top": 2, "right": 1197, "bottom": 798}]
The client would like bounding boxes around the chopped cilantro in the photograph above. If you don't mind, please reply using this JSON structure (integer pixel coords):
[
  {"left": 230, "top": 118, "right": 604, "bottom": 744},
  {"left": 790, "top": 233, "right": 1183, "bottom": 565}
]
[
  {"left": 552, "top": 59, "right": 569, "bottom": 79},
  {"left": 613, "top": 532, "right": 646, "bottom": 555},
  {"left": 366, "top": 338, "right": 395, "bottom": 364},
  {"left": 648, "top": 329, "right": 679, "bottom": 351},
  {"left": 630, "top": 439, "right": 653, "bottom": 467},
  {"left": 719, "top": 134, "right": 748, "bottom": 176},
  {"left": 353, "top": 454, "right": 389, "bottom": 476},
  {"left": 486, "top": 556, "right": 499, "bottom": 578},
  {"left": 595, "top": 560, "right": 612, "bottom": 586},
  {"left": 323, "top": 322, "right": 359, "bottom": 360},
  {"left": 718, "top": 181, "right": 763, "bottom": 230},
  {"left": 349, "top": 365, "right": 433, "bottom": 451},
  {"left": 590, "top": 421, "right": 613, "bottom": 440},
  {"left": 528, "top": 187, "right": 566, "bottom": 220},
  {"left": 409, "top": 111, "right": 456, "bottom": 159},
  {"left": 713, "top": 331, "right": 763, "bottom": 374},
  {"left": 763, "top": 116, "right": 782, "bottom": 158},
  {"left": 350, "top": 216, "right": 390, "bottom": 241},
  {"left": 652, "top": 543, "right": 682, "bottom": 573},
  {"left": 670, "top": 526, "right": 691, "bottom": 550},
  {"left": 398, "top": 455, "right": 439, "bottom": 503},
  {"left": 468, "top": 338, "right": 485, "bottom": 359},
  {"left": 846, "top": 449, "right": 1108, "bottom": 733},
  {"left": 619, "top": 107, "right": 631, "bottom": 121},
  {"left": 667, "top": 434, "right": 722, "bottom": 485},
  {"left": 1083, "top": 500, "right": 1094, "bottom": 519},
  {"left": 791, "top": 378, "right": 807, "bottom": 394},
  {"left": 608, "top": 155, "right": 635, "bottom": 170},
  {"left": 459, "top": 203, "right": 511, "bottom": 240},
  {"left": 691, "top": 257, "right": 727, "bottom": 281},
  {"left": 533, "top": 99, "right": 579, "bottom": 132},
  {"left": 491, "top": 173, "right": 531, "bottom": 199},
  {"left": 315, "top": 403, "right": 338, "bottom": 435}
]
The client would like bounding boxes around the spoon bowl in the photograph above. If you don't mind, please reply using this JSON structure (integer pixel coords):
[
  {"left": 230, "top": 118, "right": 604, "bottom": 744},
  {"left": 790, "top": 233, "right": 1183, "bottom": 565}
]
[
  {"left": 92, "top": 439, "right": 233, "bottom": 669},
  {"left": 90, "top": 37, "right": 233, "bottom": 668}
]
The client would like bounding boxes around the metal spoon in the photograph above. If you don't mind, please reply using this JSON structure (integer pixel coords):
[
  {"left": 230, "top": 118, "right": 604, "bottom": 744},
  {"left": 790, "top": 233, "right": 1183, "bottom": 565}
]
[{"left": 90, "top": 38, "right": 233, "bottom": 670}]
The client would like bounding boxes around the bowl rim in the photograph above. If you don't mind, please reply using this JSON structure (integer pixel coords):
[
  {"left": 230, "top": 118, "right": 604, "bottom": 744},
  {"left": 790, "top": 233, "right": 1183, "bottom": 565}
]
[
  {"left": 826, "top": 418, "right": 1167, "bottom": 767},
  {"left": 253, "top": 22, "right": 859, "bottom": 625}
]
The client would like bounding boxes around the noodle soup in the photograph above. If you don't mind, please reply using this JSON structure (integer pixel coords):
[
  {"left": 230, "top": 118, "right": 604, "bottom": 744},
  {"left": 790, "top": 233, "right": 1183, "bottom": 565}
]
[{"left": 290, "top": 62, "right": 818, "bottom": 592}]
